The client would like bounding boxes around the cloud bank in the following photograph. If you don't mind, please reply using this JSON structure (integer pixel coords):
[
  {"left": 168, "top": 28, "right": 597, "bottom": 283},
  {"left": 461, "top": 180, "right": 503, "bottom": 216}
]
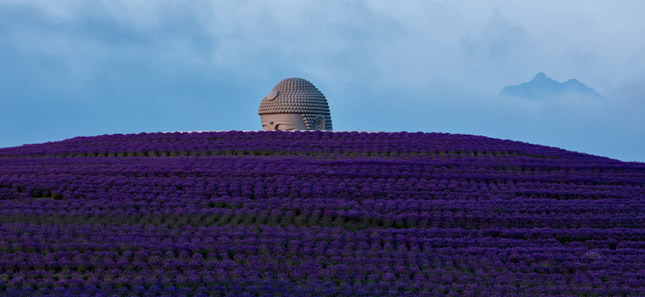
[{"left": 0, "top": 0, "right": 644, "bottom": 161}]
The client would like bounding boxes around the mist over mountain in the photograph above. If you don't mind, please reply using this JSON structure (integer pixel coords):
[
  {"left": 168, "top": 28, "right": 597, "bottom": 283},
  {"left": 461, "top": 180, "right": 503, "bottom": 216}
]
[{"left": 500, "top": 72, "right": 601, "bottom": 99}]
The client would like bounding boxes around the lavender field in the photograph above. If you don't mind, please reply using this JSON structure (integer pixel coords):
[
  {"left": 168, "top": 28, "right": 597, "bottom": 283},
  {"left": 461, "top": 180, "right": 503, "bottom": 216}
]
[{"left": 1, "top": 131, "right": 644, "bottom": 296}]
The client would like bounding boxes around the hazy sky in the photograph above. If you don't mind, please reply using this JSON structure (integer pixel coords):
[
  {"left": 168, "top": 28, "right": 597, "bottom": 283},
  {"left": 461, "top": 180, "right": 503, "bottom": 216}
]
[{"left": 1, "top": 1, "right": 644, "bottom": 161}]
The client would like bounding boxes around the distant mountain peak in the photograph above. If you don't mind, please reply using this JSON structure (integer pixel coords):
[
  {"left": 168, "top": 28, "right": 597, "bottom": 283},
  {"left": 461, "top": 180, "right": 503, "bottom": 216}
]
[{"left": 500, "top": 73, "right": 601, "bottom": 99}]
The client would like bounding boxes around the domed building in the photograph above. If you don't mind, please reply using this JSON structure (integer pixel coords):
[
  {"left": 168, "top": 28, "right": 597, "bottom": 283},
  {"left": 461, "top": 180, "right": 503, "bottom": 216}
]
[{"left": 258, "top": 78, "right": 333, "bottom": 131}]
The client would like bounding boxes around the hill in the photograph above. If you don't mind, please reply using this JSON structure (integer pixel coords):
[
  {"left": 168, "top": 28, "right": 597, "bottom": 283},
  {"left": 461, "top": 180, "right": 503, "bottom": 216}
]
[
  {"left": 1, "top": 131, "right": 644, "bottom": 296},
  {"left": 500, "top": 72, "right": 601, "bottom": 99}
]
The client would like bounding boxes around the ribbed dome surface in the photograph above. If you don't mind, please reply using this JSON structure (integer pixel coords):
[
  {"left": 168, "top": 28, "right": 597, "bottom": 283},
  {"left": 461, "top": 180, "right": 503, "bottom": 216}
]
[
  {"left": 258, "top": 78, "right": 331, "bottom": 116},
  {"left": 258, "top": 78, "right": 332, "bottom": 130}
]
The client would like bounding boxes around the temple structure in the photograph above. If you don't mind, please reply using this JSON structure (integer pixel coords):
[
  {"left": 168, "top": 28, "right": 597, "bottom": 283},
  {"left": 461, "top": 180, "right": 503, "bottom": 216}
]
[{"left": 258, "top": 78, "right": 333, "bottom": 131}]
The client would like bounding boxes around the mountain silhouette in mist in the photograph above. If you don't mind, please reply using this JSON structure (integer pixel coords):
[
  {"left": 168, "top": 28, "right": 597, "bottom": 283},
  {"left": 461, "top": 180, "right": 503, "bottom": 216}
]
[{"left": 500, "top": 72, "right": 601, "bottom": 99}]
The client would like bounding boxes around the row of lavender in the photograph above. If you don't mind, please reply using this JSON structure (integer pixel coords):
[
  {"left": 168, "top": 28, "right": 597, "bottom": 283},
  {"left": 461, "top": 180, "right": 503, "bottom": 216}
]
[
  {"left": 0, "top": 131, "right": 644, "bottom": 295},
  {"left": 2, "top": 157, "right": 641, "bottom": 200},
  {"left": 1, "top": 225, "right": 643, "bottom": 296},
  {"left": 0, "top": 131, "right": 609, "bottom": 161}
]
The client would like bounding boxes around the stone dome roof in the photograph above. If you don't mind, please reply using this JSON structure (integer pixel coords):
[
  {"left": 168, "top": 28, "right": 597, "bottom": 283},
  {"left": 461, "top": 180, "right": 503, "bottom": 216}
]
[{"left": 258, "top": 78, "right": 332, "bottom": 116}]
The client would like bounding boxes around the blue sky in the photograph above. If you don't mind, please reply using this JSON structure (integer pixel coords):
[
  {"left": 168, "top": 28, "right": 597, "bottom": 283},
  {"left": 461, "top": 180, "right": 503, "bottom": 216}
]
[{"left": 1, "top": 1, "right": 644, "bottom": 161}]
